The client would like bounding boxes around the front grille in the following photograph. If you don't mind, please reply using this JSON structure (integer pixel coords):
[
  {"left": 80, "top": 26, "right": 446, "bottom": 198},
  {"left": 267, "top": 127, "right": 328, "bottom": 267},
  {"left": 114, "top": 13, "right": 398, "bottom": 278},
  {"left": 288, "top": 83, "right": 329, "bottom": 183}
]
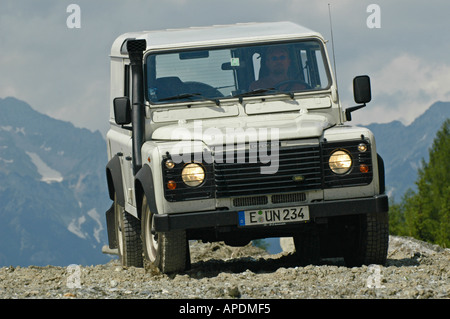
[
  {"left": 232, "top": 192, "right": 306, "bottom": 207},
  {"left": 214, "top": 143, "right": 322, "bottom": 197},
  {"left": 272, "top": 192, "right": 306, "bottom": 204},
  {"left": 162, "top": 139, "right": 373, "bottom": 202},
  {"left": 233, "top": 196, "right": 268, "bottom": 207}
]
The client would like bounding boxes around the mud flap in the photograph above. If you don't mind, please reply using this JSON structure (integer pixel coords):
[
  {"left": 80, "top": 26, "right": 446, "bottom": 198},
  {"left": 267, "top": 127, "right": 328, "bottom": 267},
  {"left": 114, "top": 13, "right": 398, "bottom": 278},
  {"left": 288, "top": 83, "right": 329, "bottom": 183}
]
[{"left": 105, "top": 203, "right": 117, "bottom": 250}]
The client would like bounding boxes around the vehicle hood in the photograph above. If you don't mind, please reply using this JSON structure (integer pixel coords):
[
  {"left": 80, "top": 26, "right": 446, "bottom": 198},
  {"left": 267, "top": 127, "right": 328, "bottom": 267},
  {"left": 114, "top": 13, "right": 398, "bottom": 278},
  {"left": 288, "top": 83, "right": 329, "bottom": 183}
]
[{"left": 151, "top": 112, "right": 332, "bottom": 145}]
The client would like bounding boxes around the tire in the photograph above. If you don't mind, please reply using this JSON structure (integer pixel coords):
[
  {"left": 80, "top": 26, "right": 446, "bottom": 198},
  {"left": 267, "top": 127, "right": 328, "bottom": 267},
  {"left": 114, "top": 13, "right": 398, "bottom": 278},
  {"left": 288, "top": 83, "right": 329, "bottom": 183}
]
[
  {"left": 114, "top": 193, "right": 143, "bottom": 267},
  {"left": 293, "top": 230, "right": 320, "bottom": 266},
  {"left": 344, "top": 211, "right": 389, "bottom": 267},
  {"left": 141, "top": 194, "right": 188, "bottom": 273}
]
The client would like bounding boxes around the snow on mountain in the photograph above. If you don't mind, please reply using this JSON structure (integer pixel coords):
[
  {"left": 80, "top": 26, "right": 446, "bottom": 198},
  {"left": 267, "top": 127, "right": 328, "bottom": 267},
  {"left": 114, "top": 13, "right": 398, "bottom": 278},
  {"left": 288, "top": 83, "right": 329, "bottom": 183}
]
[
  {"left": 0, "top": 97, "right": 112, "bottom": 266},
  {"left": 87, "top": 208, "right": 104, "bottom": 244},
  {"left": 25, "top": 151, "right": 63, "bottom": 183},
  {"left": 68, "top": 208, "right": 103, "bottom": 244}
]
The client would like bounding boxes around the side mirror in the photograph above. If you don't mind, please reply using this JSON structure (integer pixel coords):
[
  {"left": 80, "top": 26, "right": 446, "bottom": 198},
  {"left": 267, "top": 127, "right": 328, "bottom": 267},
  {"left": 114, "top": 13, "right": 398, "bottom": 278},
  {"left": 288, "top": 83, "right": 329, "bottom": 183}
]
[
  {"left": 113, "top": 97, "right": 131, "bottom": 125},
  {"left": 353, "top": 75, "right": 371, "bottom": 104},
  {"left": 345, "top": 75, "right": 371, "bottom": 121}
]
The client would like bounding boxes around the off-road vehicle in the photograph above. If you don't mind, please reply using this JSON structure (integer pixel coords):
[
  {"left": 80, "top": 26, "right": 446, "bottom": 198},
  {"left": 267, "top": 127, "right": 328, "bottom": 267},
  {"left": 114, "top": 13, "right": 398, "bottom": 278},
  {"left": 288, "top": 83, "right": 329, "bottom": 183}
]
[{"left": 104, "top": 22, "right": 389, "bottom": 273}]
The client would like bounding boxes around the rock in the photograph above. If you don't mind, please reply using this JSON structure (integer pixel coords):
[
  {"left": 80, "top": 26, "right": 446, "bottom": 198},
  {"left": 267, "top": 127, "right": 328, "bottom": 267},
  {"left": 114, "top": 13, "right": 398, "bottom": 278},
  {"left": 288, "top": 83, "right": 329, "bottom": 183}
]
[
  {"left": 280, "top": 237, "right": 295, "bottom": 253},
  {"left": 0, "top": 236, "right": 448, "bottom": 299},
  {"left": 226, "top": 286, "right": 241, "bottom": 298}
]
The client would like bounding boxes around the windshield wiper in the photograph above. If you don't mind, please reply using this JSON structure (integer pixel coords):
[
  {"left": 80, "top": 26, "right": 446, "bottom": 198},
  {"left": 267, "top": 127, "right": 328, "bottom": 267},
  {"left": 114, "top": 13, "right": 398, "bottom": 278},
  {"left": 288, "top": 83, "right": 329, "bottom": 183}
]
[
  {"left": 158, "top": 93, "right": 220, "bottom": 106},
  {"left": 234, "top": 88, "right": 294, "bottom": 103}
]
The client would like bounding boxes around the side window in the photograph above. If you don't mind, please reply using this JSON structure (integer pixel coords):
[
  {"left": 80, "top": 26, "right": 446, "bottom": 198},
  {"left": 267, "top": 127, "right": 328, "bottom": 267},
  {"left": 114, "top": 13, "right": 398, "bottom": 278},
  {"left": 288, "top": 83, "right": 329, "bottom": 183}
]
[
  {"left": 299, "top": 49, "right": 308, "bottom": 83},
  {"left": 315, "top": 50, "right": 329, "bottom": 88},
  {"left": 124, "top": 64, "right": 131, "bottom": 97},
  {"left": 295, "top": 47, "right": 330, "bottom": 89},
  {"left": 252, "top": 53, "right": 261, "bottom": 81}
]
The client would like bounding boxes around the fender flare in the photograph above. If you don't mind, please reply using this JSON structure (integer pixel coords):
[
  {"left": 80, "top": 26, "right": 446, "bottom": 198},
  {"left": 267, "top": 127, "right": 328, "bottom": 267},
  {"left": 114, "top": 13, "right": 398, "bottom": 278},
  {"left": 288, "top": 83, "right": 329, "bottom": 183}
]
[
  {"left": 135, "top": 164, "right": 159, "bottom": 220},
  {"left": 106, "top": 155, "right": 125, "bottom": 207}
]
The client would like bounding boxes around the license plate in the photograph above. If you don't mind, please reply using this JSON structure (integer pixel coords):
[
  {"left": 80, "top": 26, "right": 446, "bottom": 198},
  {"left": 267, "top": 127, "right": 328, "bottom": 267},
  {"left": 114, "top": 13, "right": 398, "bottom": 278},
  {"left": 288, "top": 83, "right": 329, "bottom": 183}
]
[{"left": 238, "top": 206, "right": 309, "bottom": 227}]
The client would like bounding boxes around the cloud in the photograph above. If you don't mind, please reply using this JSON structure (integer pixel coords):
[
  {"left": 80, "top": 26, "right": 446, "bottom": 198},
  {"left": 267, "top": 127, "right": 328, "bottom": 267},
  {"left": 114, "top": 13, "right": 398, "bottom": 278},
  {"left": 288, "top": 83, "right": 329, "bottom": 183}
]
[
  {"left": 375, "top": 54, "right": 450, "bottom": 100},
  {"left": 352, "top": 53, "right": 450, "bottom": 125},
  {"left": 1, "top": 0, "right": 450, "bottom": 134},
  {"left": 0, "top": 85, "right": 19, "bottom": 98}
]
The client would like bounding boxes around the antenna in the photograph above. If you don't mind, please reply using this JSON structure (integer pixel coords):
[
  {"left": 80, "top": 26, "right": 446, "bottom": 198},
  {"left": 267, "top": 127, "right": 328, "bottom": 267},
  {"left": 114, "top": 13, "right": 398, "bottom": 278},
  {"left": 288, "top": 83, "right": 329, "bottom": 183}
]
[{"left": 328, "top": 3, "right": 338, "bottom": 90}]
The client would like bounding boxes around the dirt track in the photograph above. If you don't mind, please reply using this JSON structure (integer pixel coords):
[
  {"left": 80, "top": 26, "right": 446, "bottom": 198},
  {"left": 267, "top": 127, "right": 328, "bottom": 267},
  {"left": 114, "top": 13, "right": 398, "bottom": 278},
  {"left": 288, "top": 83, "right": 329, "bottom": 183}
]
[{"left": 0, "top": 236, "right": 448, "bottom": 299}]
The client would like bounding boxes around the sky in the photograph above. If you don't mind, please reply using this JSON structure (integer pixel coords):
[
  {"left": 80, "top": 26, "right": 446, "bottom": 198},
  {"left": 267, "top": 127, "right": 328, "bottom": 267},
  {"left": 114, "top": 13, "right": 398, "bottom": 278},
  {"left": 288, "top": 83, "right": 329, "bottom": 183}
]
[{"left": 1, "top": 0, "right": 450, "bottom": 136}]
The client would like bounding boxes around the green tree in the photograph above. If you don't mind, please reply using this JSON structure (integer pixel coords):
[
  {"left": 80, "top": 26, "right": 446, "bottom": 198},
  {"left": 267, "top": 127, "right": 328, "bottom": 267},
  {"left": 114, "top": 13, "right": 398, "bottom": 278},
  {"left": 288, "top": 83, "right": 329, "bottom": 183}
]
[
  {"left": 390, "top": 119, "right": 450, "bottom": 247},
  {"left": 389, "top": 199, "right": 407, "bottom": 236}
]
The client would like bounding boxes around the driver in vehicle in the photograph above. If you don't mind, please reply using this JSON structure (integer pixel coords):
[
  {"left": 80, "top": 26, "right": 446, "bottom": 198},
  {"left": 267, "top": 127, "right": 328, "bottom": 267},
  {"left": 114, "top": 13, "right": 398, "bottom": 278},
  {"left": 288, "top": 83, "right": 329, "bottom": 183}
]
[{"left": 249, "top": 46, "right": 307, "bottom": 91}]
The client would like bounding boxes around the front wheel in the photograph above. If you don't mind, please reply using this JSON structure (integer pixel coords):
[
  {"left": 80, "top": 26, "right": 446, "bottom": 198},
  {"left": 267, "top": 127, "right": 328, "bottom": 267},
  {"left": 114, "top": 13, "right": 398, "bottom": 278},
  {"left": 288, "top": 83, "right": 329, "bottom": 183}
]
[
  {"left": 343, "top": 211, "right": 389, "bottom": 267},
  {"left": 293, "top": 230, "right": 321, "bottom": 266},
  {"left": 141, "top": 194, "right": 189, "bottom": 273}
]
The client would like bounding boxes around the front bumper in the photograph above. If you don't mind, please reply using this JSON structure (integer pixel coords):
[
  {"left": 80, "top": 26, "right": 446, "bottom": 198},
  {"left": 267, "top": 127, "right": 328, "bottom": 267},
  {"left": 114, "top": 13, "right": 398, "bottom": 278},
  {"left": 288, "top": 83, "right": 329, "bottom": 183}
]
[{"left": 153, "top": 194, "right": 388, "bottom": 232}]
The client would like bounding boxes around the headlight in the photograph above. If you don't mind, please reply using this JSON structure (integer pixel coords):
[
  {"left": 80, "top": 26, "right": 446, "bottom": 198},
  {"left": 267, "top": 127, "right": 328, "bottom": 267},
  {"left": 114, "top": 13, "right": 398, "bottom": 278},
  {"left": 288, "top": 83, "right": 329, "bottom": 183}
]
[
  {"left": 181, "top": 163, "right": 205, "bottom": 187},
  {"left": 329, "top": 150, "right": 352, "bottom": 174}
]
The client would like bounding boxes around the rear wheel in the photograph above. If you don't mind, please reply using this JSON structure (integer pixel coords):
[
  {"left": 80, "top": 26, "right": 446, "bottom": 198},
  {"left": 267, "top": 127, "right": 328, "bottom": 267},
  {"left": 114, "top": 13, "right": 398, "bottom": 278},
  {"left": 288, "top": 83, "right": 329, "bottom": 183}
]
[
  {"left": 343, "top": 212, "right": 389, "bottom": 267},
  {"left": 115, "top": 193, "right": 143, "bottom": 267},
  {"left": 141, "top": 194, "right": 189, "bottom": 273}
]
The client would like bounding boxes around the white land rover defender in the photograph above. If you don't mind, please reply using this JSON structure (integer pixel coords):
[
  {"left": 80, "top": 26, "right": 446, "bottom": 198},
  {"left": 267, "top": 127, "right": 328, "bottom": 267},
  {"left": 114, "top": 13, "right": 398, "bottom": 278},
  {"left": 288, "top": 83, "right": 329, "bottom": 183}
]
[{"left": 105, "top": 22, "right": 389, "bottom": 273}]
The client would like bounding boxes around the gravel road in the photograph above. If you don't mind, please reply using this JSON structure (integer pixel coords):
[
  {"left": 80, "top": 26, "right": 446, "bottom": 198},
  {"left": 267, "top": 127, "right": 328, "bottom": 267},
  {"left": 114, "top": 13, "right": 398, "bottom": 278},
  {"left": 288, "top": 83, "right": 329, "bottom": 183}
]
[{"left": 0, "top": 236, "right": 448, "bottom": 300}]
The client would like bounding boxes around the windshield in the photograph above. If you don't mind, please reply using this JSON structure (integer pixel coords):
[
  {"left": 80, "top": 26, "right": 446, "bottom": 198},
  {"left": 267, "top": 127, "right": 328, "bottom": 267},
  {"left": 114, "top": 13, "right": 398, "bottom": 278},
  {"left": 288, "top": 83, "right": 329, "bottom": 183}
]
[{"left": 146, "top": 40, "right": 331, "bottom": 104}]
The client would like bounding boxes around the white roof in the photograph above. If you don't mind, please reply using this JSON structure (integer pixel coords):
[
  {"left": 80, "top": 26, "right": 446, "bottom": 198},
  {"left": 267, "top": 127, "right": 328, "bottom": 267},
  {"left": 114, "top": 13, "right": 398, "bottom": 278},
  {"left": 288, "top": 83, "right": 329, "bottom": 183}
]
[{"left": 110, "top": 21, "right": 324, "bottom": 57}]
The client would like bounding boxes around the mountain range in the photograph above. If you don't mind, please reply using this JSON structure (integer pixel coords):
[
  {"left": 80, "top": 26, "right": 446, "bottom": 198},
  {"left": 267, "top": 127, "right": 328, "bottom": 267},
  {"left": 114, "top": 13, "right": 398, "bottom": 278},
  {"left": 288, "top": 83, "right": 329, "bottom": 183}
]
[
  {"left": 0, "top": 97, "right": 448, "bottom": 264},
  {"left": 0, "top": 97, "right": 111, "bottom": 266},
  {"left": 366, "top": 101, "right": 450, "bottom": 201}
]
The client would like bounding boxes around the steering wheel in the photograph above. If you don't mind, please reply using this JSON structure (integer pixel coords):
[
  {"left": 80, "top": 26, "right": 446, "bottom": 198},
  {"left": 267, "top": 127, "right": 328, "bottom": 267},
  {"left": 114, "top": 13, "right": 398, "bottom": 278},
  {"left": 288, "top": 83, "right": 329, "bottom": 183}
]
[
  {"left": 184, "top": 81, "right": 224, "bottom": 98},
  {"left": 274, "top": 80, "right": 312, "bottom": 91}
]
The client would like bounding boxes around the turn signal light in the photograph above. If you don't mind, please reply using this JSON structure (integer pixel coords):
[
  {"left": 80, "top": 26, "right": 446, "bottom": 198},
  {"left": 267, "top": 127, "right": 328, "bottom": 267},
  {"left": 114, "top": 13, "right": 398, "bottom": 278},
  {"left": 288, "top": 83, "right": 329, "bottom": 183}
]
[
  {"left": 167, "top": 180, "right": 177, "bottom": 190},
  {"left": 359, "top": 164, "right": 369, "bottom": 173}
]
